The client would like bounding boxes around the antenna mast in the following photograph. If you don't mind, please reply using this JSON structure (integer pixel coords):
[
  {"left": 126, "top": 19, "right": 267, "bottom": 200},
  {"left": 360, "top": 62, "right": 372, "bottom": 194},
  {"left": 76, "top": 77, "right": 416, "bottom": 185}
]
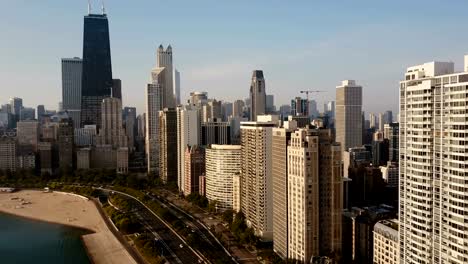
[
  {"left": 87, "top": 0, "right": 91, "bottom": 14},
  {"left": 101, "top": 0, "right": 106, "bottom": 15}
]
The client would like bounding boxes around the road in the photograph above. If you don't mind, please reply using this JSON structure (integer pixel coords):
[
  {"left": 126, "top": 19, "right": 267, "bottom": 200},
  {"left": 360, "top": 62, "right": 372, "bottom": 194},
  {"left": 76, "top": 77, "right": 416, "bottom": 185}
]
[
  {"left": 107, "top": 190, "right": 203, "bottom": 264},
  {"left": 147, "top": 193, "right": 236, "bottom": 264}
]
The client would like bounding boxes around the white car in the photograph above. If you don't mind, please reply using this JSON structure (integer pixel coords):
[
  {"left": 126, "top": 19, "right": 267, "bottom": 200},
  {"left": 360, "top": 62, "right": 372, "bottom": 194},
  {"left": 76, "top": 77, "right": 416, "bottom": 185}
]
[{"left": 179, "top": 244, "right": 184, "bottom": 249}]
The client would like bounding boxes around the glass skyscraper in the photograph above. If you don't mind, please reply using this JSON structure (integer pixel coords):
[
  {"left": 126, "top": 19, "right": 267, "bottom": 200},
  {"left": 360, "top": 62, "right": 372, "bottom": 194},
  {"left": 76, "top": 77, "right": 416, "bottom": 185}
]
[{"left": 80, "top": 13, "right": 113, "bottom": 128}]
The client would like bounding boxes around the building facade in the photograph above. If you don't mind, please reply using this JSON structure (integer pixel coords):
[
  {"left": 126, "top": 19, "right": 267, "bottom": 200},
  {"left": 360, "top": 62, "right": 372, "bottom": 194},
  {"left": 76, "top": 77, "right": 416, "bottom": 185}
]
[
  {"left": 177, "top": 105, "right": 200, "bottom": 193},
  {"left": 184, "top": 145, "right": 205, "bottom": 195},
  {"left": 158, "top": 108, "right": 177, "bottom": 183},
  {"left": 373, "top": 219, "right": 399, "bottom": 264},
  {"left": 205, "top": 144, "right": 241, "bottom": 211},
  {"left": 61, "top": 57, "right": 82, "bottom": 128},
  {"left": 399, "top": 57, "right": 468, "bottom": 264},
  {"left": 240, "top": 115, "right": 276, "bottom": 240},
  {"left": 335, "top": 80, "right": 362, "bottom": 154},
  {"left": 80, "top": 12, "right": 113, "bottom": 128},
  {"left": 249, "top": 70, "right": 266, "bottom": 121}
]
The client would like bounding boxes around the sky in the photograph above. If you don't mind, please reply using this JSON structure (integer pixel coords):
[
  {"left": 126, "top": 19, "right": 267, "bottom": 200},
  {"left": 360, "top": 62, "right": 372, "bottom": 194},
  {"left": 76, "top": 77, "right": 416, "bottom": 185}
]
[{"left": 1, "top": 0, "right": 468, "bottom": 116}]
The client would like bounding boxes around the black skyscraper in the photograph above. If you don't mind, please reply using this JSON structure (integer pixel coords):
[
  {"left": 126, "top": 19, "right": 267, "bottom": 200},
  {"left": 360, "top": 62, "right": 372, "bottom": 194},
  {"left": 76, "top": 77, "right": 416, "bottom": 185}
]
[{"left": 80, "top": 13, "right": 113, "bottom": 128}]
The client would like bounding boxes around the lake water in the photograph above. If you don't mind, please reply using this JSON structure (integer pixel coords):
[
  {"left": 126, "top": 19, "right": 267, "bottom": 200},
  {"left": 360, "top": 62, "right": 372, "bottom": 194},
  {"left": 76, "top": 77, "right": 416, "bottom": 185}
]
[{"left": 0, "top": 212, "right": 91, "bottom": 264}]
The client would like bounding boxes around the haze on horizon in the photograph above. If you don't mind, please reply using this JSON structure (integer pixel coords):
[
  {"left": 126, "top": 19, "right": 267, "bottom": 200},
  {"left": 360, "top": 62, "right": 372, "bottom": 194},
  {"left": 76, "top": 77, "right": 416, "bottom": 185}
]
[{"left": 1, "top": 0, "right": 468, "bottom": 115}]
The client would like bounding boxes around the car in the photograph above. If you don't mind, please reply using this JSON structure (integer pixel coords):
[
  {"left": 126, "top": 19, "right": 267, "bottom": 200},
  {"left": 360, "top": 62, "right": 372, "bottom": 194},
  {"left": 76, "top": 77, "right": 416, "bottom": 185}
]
[{"left": 179, "top": 244, "right": 184, "bottom": 248}]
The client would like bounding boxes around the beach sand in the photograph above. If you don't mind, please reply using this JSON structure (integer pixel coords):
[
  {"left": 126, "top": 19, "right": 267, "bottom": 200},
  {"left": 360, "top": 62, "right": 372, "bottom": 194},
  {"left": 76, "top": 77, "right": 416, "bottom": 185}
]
[{"left": 0, "top": 190, "right": 137, "bottom": 264}]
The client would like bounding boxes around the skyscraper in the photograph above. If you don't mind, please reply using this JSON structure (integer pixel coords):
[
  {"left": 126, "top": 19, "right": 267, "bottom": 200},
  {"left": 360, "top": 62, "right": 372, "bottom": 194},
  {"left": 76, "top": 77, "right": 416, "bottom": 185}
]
[
  {"left": 378, "top": 113, "right": 384, "bottom": 132},
  {"left": 232, "top": 99, "right": 245, "bottom": 117},
  {"left": 9, "top": 97, "right": 23, "bottom": 118},
  {"left": 80, "top": 11, "right": 113, "bottom": 128},
  {"left": 399, "top": 57, "right": 468, "bottom": 264},
  {"left": 177, "top": 105, "right": 200, "bottom": 193},
  {"left": 291, "top": 97, "right": 308, "bottom": 116},
  {"left": 266, "top": 94, "right": 275, "bottom": 113},
  {"left": 37, "top": 105, "right": 45, "bottom": 124},
  {"left": 61, "top": 57, "right": 82, "bottom": 128},
  {"left": 240, "top": 115, "right": 277, "bottom": 241},
  {"left": 335, "top": 80, "right": 362, "bottom": 154},
  {"left": 174, "top": 69, "right": 181, "bottom": 105},
  {"left": 145, "top": 48, "right": 165, "bottom": 174},
  {"left": 249, "top": 70, "right": 266, "bottom": 121},
  {"left": 157, "top": 45, "right": 175, "bottom": 108},
  {"left": 123, "top": 107, "right": 137, "bottom": 152},
  {"left": 272, "top": 121, "right": 297, "bottom": 259},
  {"left": 159, "top": 108, "right": 177, "bottom": 184},
  {"left": 285, "top": 128, "right": 342, "bottom": 262}
]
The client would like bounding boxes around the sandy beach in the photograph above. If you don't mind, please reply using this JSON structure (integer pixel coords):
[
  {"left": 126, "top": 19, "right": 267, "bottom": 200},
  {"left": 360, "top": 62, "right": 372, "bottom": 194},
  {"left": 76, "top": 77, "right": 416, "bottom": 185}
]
[{"left": 0, "top": 190, "right": 137, "bottom": 264}]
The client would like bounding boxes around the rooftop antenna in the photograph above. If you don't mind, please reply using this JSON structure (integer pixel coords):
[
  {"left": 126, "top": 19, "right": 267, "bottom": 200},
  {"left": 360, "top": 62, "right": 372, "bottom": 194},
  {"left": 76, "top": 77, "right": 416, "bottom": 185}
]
[
  {"left": 87, "top": 0, "right": 91, "bottom": 14},
  {"left": 101, "top": 0, "right": 106, "bottom": 15}
]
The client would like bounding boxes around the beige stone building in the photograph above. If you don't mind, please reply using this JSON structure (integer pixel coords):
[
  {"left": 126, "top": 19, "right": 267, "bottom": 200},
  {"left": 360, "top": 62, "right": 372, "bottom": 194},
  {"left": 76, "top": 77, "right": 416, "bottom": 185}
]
[{"left": 240, "top": 115, "right": 277, "bottom": 241}]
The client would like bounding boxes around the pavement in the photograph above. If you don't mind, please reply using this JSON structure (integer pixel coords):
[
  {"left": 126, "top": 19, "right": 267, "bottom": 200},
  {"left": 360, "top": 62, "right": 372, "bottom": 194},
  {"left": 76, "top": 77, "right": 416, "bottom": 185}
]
[
  {"left": 111, "top": 193, "right": 202, "bottom": 264},
  {"left": 152, "top": 189, "right": 259, "bottom": 264}
]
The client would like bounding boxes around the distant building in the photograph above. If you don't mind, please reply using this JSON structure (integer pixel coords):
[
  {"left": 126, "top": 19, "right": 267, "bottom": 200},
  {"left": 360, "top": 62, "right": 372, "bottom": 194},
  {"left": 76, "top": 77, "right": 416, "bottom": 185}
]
[
  {"left": 202, "top": 99, "right": 222, "bottom": 122},
  {"left": 232, "top": 99, "right": 245, "bottom": 117},
  {"left": 249, "top": 70, "right": 266, "bottom": 121},
  {"left": 57, "top": 119, "right": 74, "bottom": 170},
  {"left": 201, "top": 120, "right": 230, "bottom": 146},
  {"left": 61, "top": 57, "right": 82, "bottom": 128},
  {"left": 386, "top": 123, "right": 399, "bottom": 162},
  {"left": 20, "top": 107, "right": 35, "bottom": 121},
  {"left": 266, "top": 94, "right": 275, "bottom": 113},
  {"left": 335, "top": 80, "right": 362, "bottom": 154},
  {"left": 74, "top": 125, "right": 96, "bottom": 146},
  {"left": 291, "top": 97, "right": 308, "bottom": 116},
  {"left": 189, "top": 92, "right": 208, "bottom": 105},
  {"left": 17, "top": 120, "right": 40, "bottom": 152},
  {"left": 38, "top": 141, "right": 53, "bottom": 174},
  {"left": 173, "top": 69, "right": 181, "bottom": 105},
  {"left": 0, "top": 136, "right": 16, "bottom": 172},
  {"left": 123, "top": 107, "right": 137, "bottom": 152},
  {"left": 205, "top": 144, "right": 241, "bottom": 211}
]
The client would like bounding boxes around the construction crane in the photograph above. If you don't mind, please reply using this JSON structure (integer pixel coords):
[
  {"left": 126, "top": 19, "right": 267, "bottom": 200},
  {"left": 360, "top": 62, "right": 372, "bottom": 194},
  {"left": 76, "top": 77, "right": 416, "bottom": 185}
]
[{"left": 300, "top": 90, "right": 326, "bottom": 103}]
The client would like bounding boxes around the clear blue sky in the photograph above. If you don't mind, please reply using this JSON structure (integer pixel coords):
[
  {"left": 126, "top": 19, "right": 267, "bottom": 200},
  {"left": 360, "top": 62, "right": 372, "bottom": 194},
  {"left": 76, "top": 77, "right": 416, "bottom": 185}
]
[{"left": 1, "top": 0, "right": 468, "bottom": 115}]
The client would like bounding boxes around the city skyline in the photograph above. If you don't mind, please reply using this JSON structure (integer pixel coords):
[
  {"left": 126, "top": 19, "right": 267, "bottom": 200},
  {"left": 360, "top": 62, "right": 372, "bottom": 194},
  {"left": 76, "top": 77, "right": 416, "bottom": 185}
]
[{"left": 3, "top": 1, "right": 468, "bottom": 114}]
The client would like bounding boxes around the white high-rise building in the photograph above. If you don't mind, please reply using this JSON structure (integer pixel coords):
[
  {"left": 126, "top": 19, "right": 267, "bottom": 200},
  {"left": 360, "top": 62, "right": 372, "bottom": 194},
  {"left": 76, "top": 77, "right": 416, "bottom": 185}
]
[
  {"left": 174, "top": 69, "right": 181, "bottom": 105},
  {"left": 378, "top": 113, "right": 384, "bottom": 132},
  {"left": 177, "top": 105, "right": 200, "bottom": 193},
  {"left": 205, "top": 144, "right": 241, "bottom": 211},
  {"left": 335, "top": 80, "right": 362, "bottom": 154},
  {"left": 61, "top": 57, "right": 82, "bottom": 128},
  {"left": 369, "top": 113, "right": 377, "bottom": 129},
  {"left": 240, "top": 115, "right": 277, "bottom": 241},
  {"left": 399, "top": 57, "right": 468, "bottom": 264}
]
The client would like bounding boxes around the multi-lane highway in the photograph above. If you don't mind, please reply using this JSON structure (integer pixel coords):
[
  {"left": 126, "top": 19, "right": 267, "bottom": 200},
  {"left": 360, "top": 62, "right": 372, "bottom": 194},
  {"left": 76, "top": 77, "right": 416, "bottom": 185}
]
[
  {"left": 147, "top": 193, "right": 236, "bottom": 264},
  {"left": 108, "top": 190, "right": 203, "bottom": 264}
]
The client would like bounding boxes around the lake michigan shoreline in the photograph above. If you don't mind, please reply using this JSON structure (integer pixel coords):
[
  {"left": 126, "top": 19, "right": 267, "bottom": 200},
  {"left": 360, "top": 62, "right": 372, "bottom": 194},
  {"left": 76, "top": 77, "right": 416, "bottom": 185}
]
[{"left": 0, "top": 190, "right": 137, "bottom": 264}]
